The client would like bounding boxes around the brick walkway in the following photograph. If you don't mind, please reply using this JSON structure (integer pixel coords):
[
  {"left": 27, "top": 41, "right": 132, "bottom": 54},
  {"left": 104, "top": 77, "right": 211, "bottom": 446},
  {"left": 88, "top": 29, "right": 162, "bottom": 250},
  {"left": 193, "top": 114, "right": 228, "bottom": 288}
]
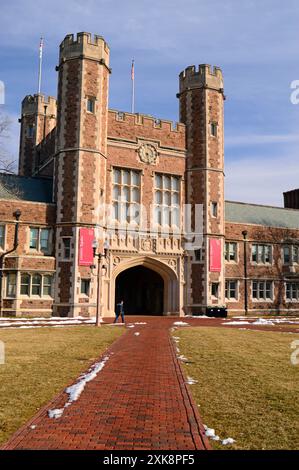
[{"left": 2, "top": 317, "right": 210, "bottom": 451}]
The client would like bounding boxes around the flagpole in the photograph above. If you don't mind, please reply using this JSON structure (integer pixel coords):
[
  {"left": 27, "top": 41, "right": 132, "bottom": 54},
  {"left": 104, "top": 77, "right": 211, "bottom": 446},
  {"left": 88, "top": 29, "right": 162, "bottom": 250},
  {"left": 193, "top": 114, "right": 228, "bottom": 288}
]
[
  {"left": 131, "top": 59, "right": 135, "bottom": 114},
  {"left": 38, "top": 37, "right": 44, "bottom": 95}
]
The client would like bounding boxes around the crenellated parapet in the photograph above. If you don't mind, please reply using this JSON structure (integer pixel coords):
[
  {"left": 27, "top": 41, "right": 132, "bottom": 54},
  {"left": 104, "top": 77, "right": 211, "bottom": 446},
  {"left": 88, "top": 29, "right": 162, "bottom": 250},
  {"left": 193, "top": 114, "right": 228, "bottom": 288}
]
[
  {"left": 109, "top": 109, "right": 185, "bottom": 134},
  {"left": 59, "top": 32, "right": 110, "bottom": 69},
  {"left": 21, "top": 94, "right": 57, "bottom": 118},
  {"left": 179, "top": 64, "right": 223, "bottom": 94}
]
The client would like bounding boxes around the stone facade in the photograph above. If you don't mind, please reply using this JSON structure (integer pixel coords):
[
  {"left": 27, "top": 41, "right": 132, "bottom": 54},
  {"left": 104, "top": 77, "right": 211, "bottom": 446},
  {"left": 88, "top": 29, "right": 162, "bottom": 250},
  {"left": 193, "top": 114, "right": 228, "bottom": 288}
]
[{"left": 0, "top": 31, "right": 298, "bottom": 317}]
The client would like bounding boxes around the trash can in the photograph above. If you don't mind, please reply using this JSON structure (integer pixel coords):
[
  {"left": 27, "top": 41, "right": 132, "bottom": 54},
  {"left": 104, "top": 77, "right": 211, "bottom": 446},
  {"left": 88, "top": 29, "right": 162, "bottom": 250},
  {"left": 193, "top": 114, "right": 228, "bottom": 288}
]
[{"left": 206, "top": 306, "right": 227, "bottom": 318}]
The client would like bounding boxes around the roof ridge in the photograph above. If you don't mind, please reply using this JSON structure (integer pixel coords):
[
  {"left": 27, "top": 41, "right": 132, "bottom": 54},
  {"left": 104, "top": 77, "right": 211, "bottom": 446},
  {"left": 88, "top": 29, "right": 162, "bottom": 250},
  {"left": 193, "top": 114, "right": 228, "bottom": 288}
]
[{"left": 225, "top": 200, "right": 299, "bottom": 213}]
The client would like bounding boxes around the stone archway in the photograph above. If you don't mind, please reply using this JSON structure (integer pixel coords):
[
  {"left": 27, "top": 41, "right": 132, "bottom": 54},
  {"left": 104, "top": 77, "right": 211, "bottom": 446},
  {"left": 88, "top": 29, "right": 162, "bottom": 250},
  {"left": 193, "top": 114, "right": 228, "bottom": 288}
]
[
  {"left": 108, "top": 256, "right": 179, "bottom": 316},
  {"left": 115, "top": 266, "right": 164, "bottom": 315}
]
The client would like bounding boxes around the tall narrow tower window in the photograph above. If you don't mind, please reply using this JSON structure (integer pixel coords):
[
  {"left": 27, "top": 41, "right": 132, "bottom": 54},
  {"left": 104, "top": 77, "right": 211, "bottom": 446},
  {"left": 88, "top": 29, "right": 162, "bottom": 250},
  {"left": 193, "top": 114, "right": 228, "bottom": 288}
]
[
  {"left": 87, "top": 97, "right": 95, "bottom": 113},
  {"left": 211, "top": 202, "right": 218, "bottom": 218},
  {"left": 27, "top": 125, "right": 34, "bottom": 138},
  {"left": 210, "top": 122, "right": 218, "bottom": 137}
]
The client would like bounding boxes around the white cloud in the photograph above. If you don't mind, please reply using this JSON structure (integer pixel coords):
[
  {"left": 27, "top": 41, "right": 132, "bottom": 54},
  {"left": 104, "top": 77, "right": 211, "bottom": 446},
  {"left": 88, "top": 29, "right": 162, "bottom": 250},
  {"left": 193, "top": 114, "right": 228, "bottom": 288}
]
[{"left": 225, "top": 152, "right": 299, "bottom": 206}]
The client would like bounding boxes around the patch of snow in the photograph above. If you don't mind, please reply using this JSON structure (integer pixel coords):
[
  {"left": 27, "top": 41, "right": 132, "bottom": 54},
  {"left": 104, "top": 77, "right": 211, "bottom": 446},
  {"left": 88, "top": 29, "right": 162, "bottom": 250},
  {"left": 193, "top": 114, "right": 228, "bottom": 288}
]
[
  {"left": 127, "top": 325, "right": 135, "bottom": 328},
  {"left": 134, "top": 322, "right": 147, "bottom": 325},
  {"left": 222, "top": 438, "right": 235, "bottom": 446},
  {"left": 203, "top": 424, "right": 235, "bottom": 446},
  {"left": 177, "top": 355, "right": 189, "bottom": 362},
  {"left": 223, "top": 321, "right": 250, "bottom": 325},
  {"left": 134, "top": 332, "right": 140, "bottom": 336},
  {"left": 30, "top": 425, "right": 36, "bottom": 430},
  {"left": 173, "top": 321, "right": 190, "bottom": 326},
  {"left": 48, "top": 356, "right": 109, "bottom": 419},
  {"left": 205, "top": 427, "right": 216, "bottom": 438},
  {"left": 48, "top": 408, "right": 64, "bottom": 419},
  {"left": 252, "top": 318, "right": 274, "bottom": 326},
  {"left": 186, "top": 376, "right": 198, "bottom": 385},
  {"left": 18, "top": 326, "right": 42, "bottom": 329}
]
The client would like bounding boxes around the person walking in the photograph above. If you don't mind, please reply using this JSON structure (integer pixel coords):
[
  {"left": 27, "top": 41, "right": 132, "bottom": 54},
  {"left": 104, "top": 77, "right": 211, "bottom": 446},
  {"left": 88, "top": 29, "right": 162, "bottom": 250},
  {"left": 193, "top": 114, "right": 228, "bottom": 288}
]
[{"left": 114, "top": 300, "right": 125, "bottom": 324}]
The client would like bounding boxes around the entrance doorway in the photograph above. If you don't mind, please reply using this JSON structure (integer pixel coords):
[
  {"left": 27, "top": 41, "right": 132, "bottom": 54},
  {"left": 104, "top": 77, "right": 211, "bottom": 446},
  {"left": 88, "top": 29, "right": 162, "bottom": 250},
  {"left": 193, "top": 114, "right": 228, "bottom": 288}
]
[{"left": 115, "top": 265, "right": 164, "bottom": 315}]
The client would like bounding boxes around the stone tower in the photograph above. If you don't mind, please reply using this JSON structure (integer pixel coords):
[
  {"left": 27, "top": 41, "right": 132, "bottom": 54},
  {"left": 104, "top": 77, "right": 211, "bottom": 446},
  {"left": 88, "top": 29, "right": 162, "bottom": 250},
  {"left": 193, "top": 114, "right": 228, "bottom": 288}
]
[
  {"left": 18, "top": 94, "right": 57, "bottom": 176},
  {"left": 53, "top": 32, "right": 110, "bottom": 317},
  {"left": 178, "top": 65, "right": 225, "bottom": 314}
]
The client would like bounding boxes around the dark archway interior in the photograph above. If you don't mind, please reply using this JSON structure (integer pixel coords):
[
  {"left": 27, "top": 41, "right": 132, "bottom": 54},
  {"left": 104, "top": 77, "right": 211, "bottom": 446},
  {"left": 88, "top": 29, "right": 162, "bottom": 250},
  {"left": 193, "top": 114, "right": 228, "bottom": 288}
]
[{"left": 115, "top": 266, "right": 164, "bottom": 315}]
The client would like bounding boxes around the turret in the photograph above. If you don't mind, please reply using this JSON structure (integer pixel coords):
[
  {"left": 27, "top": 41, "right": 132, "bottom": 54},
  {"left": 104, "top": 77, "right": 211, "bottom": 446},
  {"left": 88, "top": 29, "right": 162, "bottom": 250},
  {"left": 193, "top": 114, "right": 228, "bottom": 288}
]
[
  {"left": 178, "top": 64, "right": 225, "bottom": 315},
  {"left": 18, "top": 94, "right": 57, "bottom": 176},
  {"left": 54, "top": 32, "right": 110, "bottom": 317}
]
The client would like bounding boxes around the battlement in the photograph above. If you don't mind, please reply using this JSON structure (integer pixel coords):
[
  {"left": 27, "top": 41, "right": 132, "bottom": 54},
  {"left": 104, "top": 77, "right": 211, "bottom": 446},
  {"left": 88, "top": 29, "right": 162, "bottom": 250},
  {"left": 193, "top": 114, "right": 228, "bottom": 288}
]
[
  {"left": 21, "top": 94, "right": 57, "bottom": 116},
  {"left": 59, "top": 32, "right": 110, "bottom": 66},
  {"left": 179, "top": 64, "right": 223, "bottom": 93},
  {"left": 109, "top": 109, "right": 185, "bottom": 134}
]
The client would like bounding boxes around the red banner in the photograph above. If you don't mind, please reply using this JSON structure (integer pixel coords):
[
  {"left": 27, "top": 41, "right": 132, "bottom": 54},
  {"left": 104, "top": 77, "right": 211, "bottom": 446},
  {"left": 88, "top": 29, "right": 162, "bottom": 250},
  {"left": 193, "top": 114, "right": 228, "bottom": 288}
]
[
  {"left": 79, "top": 228, "right": 94, "bottom": 266},
  {"left": 209, "top": 238, "right": 222, "bottom": 272}
]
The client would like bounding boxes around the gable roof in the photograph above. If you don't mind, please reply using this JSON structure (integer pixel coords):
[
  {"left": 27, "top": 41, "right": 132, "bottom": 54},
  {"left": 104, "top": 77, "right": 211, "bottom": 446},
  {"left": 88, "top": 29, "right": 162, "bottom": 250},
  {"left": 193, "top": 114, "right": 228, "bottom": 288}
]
[
  {"left": 0, "top": 174, "right": 53, "bottom": 203},
  {"left": 225, "top": 201, "right": 299, "bottom": 230}
]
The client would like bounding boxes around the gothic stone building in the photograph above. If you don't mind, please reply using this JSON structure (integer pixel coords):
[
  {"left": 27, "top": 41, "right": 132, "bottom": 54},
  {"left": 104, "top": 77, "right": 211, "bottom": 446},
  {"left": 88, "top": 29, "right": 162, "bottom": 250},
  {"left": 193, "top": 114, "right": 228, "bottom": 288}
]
[{"left": 1, "top": 32, "right": 299, "bottom": 318}]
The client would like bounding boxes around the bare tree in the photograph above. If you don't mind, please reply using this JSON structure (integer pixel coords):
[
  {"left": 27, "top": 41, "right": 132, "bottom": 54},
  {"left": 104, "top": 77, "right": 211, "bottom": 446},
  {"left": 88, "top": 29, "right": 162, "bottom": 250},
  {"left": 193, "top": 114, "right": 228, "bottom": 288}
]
[{"left": 0, "top": 111, "right": 17, "bottom": 174}]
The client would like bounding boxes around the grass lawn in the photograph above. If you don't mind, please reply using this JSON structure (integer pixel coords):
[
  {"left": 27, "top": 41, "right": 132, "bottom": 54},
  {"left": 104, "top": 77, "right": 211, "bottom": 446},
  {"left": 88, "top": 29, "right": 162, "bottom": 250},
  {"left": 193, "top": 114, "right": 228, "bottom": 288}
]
[
  {"left": 174, "top": 327, "right": 299, "bottom": 450},
  {"left": 0, "top": 326, "right": 124, "bottom": 445}
]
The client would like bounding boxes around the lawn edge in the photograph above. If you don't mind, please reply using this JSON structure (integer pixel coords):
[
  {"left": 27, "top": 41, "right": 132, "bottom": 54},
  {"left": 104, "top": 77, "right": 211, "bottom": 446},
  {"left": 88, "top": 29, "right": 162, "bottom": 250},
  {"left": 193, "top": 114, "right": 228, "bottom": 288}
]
[
  {"left": 169, "top": 329, "right": 211, "bottom": 451},
  {"left": 1, "top": 325, "right": 127, "bottom": 450}
]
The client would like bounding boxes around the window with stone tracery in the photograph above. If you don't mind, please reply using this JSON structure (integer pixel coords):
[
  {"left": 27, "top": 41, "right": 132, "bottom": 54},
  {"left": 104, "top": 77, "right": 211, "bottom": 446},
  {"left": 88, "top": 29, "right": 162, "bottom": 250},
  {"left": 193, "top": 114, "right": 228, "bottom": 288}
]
[
  {"left": 153, "top": 173, "right": 180, "bottom": 228},
  {"left": 112, "top": 168, "right": 141, "bottom": 224}
]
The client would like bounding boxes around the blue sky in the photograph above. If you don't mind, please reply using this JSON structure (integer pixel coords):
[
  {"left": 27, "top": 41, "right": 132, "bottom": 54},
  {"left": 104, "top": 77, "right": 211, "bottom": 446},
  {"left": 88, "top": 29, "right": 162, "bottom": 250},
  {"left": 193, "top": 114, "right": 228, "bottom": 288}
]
[{"left": 1, "top": 0, "right": 299, "bottom": 205}]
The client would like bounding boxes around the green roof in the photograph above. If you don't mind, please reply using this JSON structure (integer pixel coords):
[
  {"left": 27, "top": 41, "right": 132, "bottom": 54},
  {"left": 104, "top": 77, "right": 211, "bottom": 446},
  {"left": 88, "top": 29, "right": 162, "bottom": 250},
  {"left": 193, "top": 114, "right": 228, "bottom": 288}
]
[
  {"left": 225, "top": 201, "right": 299, "bottom": 229},
  {"left": 0, "top": 174, "right": 53, "bottom": 203}
]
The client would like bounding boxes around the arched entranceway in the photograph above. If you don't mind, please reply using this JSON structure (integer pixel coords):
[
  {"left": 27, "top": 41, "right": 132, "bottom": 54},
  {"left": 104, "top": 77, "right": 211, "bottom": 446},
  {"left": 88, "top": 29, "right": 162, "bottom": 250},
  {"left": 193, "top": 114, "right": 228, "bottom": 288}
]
[
  {"left": 115, "top": 266, "right": 164, "bottom": 315},
  {"left": 103, "top": 256, "right": 182, "bottom": 317}
]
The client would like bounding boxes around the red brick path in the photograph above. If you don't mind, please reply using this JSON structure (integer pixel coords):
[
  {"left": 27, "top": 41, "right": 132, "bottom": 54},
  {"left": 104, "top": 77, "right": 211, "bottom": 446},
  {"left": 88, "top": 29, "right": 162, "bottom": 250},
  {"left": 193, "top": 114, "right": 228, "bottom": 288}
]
[{"left": 2, "top": 317, "right": 210, "bottom": 450}]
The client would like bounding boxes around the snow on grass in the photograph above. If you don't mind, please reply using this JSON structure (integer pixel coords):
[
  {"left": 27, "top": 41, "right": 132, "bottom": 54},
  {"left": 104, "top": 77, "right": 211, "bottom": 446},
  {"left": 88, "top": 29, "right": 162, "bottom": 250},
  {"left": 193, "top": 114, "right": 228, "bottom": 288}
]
[
  {"left": 173, "top": 321, "right": 190, "bottom": 326},
  {"left": 186, "top": 376, "right": 198, "bottom": 385},
  {"left": 0, "top": 317, "right": 98, "bottom": 329},
  {"left": 203, "top": 424, "right": 235, "bottom": 446},
  {"left": 222, "top": 438, "right": 236, "bottom": 445},
  {"left": 177, "top": 354, "right": 189, "bottom": 362},
  {"left": 252, "top": 318, "right": 274, "bottom": 325},
  {"left": 48, "top": 355, "right": 110, "bottom": 419}
]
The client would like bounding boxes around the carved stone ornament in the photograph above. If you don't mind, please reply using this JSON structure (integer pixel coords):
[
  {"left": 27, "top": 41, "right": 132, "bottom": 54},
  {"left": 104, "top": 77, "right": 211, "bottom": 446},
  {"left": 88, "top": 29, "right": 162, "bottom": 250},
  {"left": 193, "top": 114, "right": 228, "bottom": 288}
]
[
  {"left": 141, "top": 238, "right": 152, "bottom": 252},
  {"left": 167, "top": 259, "right": 177, "bottom": 270},
  {"left": 138, "top": 143, "right": 158, "bottom": 164}
]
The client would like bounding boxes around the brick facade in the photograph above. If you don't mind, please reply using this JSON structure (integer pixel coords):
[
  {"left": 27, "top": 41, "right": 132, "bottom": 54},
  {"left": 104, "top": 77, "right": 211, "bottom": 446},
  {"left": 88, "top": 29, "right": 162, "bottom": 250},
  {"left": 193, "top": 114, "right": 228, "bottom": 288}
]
[{"left": 1, "top": 31, "right": 298, "bottom": 317}]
